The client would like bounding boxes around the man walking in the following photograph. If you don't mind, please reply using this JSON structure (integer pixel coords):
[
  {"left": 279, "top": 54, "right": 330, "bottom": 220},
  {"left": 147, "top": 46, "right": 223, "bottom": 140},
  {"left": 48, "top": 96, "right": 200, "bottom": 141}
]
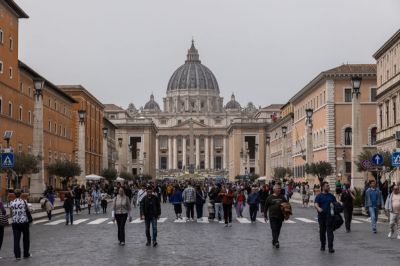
[
  {"left": 340, "top": 182, "right": 355, "bottom": 232},
  {"left": 364, "top": 180, "right": 384, "bottom": 233},
  {"left": 264, "top": 184, "right": 287, "bottom": 248},
  {"left": 219, "top": 184, "right": 234, "bottom": 227},
  {"left": 385, "top": 184, "right": 400, "bottom": 239},
  {"left": 247, "top": 187, "right": 260, "bottom": 223},
  {"left": 141, "top": 187, "right": 161, "bottom": 247},
  {"left": 182, "top": 183, "right": 196, "bottom": 221},
  {"left": 315, "top": 182, "right": 336, "bottom": 253}
]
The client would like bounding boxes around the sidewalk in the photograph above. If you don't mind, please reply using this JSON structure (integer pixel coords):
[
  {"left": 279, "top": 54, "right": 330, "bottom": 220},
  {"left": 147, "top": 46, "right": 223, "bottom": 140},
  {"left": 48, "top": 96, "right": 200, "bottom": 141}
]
[{"left": 291, "top": 192, "right": 388, "bottom": 223}]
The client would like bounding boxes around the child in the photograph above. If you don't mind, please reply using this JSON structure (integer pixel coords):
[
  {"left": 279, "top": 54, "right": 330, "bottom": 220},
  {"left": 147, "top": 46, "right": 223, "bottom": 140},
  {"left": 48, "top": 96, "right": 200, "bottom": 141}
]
[{"left": 86, "top": 192, "right": 93, "bottom": 215}]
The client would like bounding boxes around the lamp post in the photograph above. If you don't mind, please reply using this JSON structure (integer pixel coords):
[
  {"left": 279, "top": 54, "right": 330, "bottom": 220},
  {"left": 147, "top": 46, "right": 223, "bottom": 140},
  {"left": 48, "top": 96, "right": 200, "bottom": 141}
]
[
  {"left": 30, "top": 78, "right": 45, "bottom": 202},
  {"left": 282, "top": 126, "right": 288, "bottom": 168},
  {"left": 102, "top": 127, "right": 109, "bottom": 170},
  {"left": 77, "top": 110, "right": 86, "bottom": 185},
  {"left": 305, "top": 108, "right": 314, "bottom": 164},
  {"left": 351, "top": 76, "right": 362, "bottom": 188},
  {"left": 266, "top": 135, "right": 271, "bottom": 178}
]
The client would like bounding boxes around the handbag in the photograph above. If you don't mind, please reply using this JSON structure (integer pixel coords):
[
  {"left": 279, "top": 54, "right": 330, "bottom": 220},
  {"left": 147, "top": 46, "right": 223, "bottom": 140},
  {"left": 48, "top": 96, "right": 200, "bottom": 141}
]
[
  {"left": 0, "top": 211, "right": 9, "bottom": 226},
  {"left": 24, "top": 201, "right": 33, "bottom": 223}
]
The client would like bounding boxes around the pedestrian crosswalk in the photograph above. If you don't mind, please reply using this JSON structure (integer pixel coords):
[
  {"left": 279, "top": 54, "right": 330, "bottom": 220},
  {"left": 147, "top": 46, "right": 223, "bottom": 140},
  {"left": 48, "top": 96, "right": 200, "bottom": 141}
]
[{"left": 37, "top": 216, "right": 373, "bottom": 226}]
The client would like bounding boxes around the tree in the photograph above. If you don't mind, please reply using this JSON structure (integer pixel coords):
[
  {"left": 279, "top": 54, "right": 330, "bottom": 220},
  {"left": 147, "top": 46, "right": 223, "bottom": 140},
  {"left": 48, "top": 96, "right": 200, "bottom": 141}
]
[
  {"left": 305, "top": 161, "right": 333, "bottom": 184},
  {"left": 101, "top": 168, "right": 117, "bottom": 182},
  {"left": 47, "top": 160, "right": 82, "bottom": 190},
  {"left": 356, "top": 149, "right": 393, "bottom": 177},
  {"left": 10, "top": 153, "right": 40, "bottom": 189},
  {"left": 274, "top": 167, "right": 287, "bottom": 179},
  {"left": 119, "top": 171, "right": 134, "bottom": 181},
  {"left": 285, "top": 167, "right": 293, "bottom": 177}
]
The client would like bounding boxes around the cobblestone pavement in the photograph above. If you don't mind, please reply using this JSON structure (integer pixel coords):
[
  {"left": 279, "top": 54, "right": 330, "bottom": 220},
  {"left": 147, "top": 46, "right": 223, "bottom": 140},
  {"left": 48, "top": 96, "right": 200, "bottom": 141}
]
[{"left": 1, "top": 202, "right": 399, "bottom": 266}]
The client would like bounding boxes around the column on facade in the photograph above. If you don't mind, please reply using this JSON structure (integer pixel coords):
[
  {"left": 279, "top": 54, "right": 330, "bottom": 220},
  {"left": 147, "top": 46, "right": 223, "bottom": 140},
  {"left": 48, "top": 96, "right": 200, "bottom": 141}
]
[
  {"left": 173, "top": 136, "right": 178, "bottom": 169},
  {"left": 168, "top": 137, "right": 173, "bottom": 169},
  {"left": 155, "top": 136, "right": 159, "bottom": 170},
  {"left": 210, "top": 136, "right": 214, "bottom": 169},
  {"left": 205, "top": 136, "right": 209, "bottom": 169},
  {"left": 223, "top": 136, "right": 228, "bottom": 170},
  {"left": 182, "top": 136, "right": 187, "bottom": 169},
  {"left": 195, "top": 136, "right": 200, "bottom": 168}
]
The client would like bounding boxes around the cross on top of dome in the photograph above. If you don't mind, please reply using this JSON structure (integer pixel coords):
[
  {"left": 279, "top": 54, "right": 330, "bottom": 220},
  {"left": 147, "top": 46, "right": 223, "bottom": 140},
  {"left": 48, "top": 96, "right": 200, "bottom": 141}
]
[{"left": 186, "top": 39, "right": 201, "bottom": 63}]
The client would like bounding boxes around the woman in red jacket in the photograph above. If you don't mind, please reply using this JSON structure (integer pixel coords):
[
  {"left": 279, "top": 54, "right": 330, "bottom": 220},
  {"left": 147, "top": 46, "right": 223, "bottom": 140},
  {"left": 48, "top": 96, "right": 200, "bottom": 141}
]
[{"left": 219, "top": 184, "right": 234, "bottom": 227}]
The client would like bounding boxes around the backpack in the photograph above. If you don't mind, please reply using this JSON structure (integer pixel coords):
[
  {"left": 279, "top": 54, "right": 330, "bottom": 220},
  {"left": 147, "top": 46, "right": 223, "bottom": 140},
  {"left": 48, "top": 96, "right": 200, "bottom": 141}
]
[{"left": 333, "top": 214, "right": 344, "bottom": 231}]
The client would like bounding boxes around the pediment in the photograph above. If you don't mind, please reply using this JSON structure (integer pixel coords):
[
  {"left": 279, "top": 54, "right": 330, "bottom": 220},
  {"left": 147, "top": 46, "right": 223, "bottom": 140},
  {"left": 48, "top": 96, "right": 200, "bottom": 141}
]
[{"left": 172, "top": 119, "right": 208, "bottom": 129}]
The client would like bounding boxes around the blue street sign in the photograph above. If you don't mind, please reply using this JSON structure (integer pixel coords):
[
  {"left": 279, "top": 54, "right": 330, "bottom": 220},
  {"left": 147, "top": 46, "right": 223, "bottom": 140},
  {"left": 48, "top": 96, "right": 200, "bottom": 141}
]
[
  {"left": 372, "top": 154, "right": 383, "bottom": 166},
  {"left": 392, "top": 152, "right": 400, "bottom": 167},
  {"left": 1, "top": 152, "right": 14, "bottom": 168}
]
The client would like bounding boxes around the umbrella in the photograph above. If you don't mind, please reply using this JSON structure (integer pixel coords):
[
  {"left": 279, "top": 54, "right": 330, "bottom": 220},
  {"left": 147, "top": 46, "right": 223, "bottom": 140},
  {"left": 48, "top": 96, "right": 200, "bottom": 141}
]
[{"left": 85, "top": 174, "right": 103, "bottom": 181}]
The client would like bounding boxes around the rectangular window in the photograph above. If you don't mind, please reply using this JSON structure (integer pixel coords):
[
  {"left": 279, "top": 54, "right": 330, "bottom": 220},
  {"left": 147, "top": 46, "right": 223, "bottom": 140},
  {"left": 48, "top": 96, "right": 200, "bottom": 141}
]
[
  {"left": 28, "top": 111, "right": 32, "bottom": 124},
  {"left": 9, "top": 37, "right": 13, "bottom": 51},
  {"left": 345, "top": 162, "right": 352, "bottom": 173},
  {"left": 344, "top": 88, "right": 352, "bottom": 102},
  {"left": 19, "top": 106, "right": 22, "bottom": 121},
  {"left": 0, "top": 98, "right": 2, "bottom": 114},
  {"left": 18, "top": 144, "right": 22, "bottom": 154},
  {"left": 0, "top": 29, "right": 3, "bottom": 43},
  {"left": 8, "top": 102, "right": 12, "bottom": 117},
  {"left": 19, "top": 82, "right": 23, "bottom": 93},
  {"left": 0, "top": 61, "right": 3, "bottom": 74},
  {"left": 48, "top": 121, "right": 51, "bottom": 132},
  {"left": 9, "top": 67, "right": 12, "bottom": 79},
  {"left": 370, "top": 88, "right": 377, "bottom": 102},
  {"left": 29, "top": 88, "right": 32, "bottom": 97}
]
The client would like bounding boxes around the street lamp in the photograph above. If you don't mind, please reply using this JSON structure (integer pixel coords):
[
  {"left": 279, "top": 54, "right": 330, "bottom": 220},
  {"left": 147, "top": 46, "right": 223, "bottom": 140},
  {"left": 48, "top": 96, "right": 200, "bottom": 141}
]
[
  {"left": 33, "top": 78, "right": 45, "bottom": 99},
  {"left": 351, "top": 76, "right": 362, "bottom": 96},
  {"left": 102, "top": 127, "right": 109, "bottom": 139},
  {"left": 306, "top": 108, "right": 313, "bottom": 121},
  {"left": 281, "top": 126, "right": 288, "bottom": 136},
  {"left": 78, "top": 110, "right": 86, "bottom": 124},
  {"left": 3, "top": 130, "right": 13, "bottom": 148}
]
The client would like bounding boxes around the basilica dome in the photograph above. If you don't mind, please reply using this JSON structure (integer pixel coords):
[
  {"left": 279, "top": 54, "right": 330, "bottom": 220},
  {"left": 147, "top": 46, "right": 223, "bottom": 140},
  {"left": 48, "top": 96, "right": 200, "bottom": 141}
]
[
  {"left": 144, "top": 94, "right": 160, "bottom": 111},
  {"left": 167, "top": 41, "right": 219, "bottom": 93}
]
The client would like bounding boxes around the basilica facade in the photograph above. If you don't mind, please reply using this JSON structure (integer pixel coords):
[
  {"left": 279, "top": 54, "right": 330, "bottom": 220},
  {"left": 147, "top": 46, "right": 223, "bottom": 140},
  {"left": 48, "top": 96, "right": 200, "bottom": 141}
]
[{"left": 104, "top": 41, "right": 278, "bottom": 180}]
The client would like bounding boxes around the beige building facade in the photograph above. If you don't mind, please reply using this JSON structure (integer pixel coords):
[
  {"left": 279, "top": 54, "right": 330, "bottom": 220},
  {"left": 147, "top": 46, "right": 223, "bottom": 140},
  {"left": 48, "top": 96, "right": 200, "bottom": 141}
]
[
  {"left": 374, "top": 29, "right": 400, "bottom": 152},
  {"left": 290, "top": 64, "right": 377, "bottom": 185}
]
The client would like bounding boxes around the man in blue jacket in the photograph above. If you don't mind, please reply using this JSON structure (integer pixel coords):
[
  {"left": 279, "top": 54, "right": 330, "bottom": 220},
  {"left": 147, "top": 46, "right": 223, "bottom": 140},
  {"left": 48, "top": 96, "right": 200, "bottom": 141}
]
[{"left": 364, "top": 180, "right": 384, "bottom": 233}]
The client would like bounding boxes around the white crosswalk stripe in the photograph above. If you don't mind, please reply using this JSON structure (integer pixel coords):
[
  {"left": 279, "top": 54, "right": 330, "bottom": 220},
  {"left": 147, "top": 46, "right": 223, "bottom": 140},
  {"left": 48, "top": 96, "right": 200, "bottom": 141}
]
[
  {"left": 174, "top": 218, "right": 186, "bottom": 223},
  {"left": 351, "top": 220, "right": 363, "bottom": 224},
  {"left": 73, "top": 219, "right": 89, "bottom": 225},
  {"left": 158, "top": 218, "right": 167, "bottom": 223},
  {"left": 237, "top": 217, "right": 251, "bottom": 223},
  {"left": 256, "top": 218, "right": 266, "bottom": 223},
  {"left": 44, "top": 219, "right": 65, "bottom": 225},
  {"left": 87, "top": 218, "right": 108, "bottom": 225},
  {"left": 196, "top": 217, "right": 209, "bottom": 223},
  {"left": 130, "top": 218, "right": 144, "bottom": 224},
  {"left": 295, "top": 217, "right": 317, "bottom": 223},
  {"left": 33, "top": 219, "right": 49, "bottom": 225},
  {"left": 284, "top": 219, "right": 296, "bottom": 224}
]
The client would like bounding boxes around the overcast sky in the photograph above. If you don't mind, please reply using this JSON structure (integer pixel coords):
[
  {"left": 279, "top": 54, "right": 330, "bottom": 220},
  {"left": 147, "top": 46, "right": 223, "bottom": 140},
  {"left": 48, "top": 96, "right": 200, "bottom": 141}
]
[{"left": 17, "top": 0, "right": 400, "bottom": 109}]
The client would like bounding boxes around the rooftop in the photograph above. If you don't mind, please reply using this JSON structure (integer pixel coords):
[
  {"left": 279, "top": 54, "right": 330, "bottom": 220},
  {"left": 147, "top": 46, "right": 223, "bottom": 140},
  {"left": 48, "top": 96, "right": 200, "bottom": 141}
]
[
  {"left": 4, "top": 0, "right": 29, "bottom": 18},
  {"left": 373, "top": 29, "right": 400, "bottom": 59}
]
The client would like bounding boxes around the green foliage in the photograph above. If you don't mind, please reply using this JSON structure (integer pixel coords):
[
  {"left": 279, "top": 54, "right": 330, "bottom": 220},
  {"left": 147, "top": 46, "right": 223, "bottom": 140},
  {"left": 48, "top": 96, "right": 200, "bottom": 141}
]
[
  {"left": 353, "top": 187, "right": 363, "bottom": 207},
  {"left": 119, "top": 171, "right": 134, "bottom": 181},
  {"left": 356, "top": 149, "right": 374, "bottom": 172},
  {"left": 47, "top": 160, "right": 82, "bottom": 178},
  {"left": 305, "top": 161, "right": 333, "bottom": 179},
  {"left": 13, "top": 152, "right": 40, "bottom": 176},
  {"left": 101, "top": 168, "right": 117, "bottom": 181},
  {"left": 285, "top": 167, "right": 293, "bottom": 177},
  {"left": 356, "top": 150, "right": 393, "bottom": 176},
  {"left": 274, "top": 167, "right": 287, "bottom": 179}
]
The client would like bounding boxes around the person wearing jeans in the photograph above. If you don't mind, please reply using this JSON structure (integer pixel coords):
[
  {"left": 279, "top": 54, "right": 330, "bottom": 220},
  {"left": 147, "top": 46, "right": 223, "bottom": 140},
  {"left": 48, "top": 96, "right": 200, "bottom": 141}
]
[
  {"left": 315, "top": 182, "right": 337, "bottom": 253},
  {"left": 141, "top": 187, "right": 161, "bottom": 247},
  {"left": 63, "top": 192, "right": 74, "bottom": 225},
  {"left": 10, "top": 189, "right": 31, "bottom": 260},
  {"left": 112, "top": 187, "right": 132, "bottom": 246},
  {"left": 183, "top": 183, "right": 196, "bottom": 221},
  {"left": 247, "top": 187, "right": 260, "bottom": 222},
  {"left": 364, "top": 180, "right": 384, "bottom": 233}
]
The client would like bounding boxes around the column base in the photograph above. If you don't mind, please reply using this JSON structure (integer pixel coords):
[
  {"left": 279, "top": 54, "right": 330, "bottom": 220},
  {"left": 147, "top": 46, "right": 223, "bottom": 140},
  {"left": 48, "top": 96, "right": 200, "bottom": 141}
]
[{"left": 28, "top": 193, "right": 43, "bottom": 203}]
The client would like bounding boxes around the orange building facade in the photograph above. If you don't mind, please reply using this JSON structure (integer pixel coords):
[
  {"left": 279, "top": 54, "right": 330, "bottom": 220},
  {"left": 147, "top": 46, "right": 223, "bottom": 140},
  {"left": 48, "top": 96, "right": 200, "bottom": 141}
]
[{"left": 59, "top": 85, "right": 105, "bottom": 177}]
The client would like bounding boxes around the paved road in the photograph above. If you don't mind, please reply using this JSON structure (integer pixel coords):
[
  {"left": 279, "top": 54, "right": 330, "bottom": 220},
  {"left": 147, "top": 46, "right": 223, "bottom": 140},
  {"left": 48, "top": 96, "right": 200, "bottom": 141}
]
[{"left": 1, "top": 202, "right": 399, "bottom": 266}]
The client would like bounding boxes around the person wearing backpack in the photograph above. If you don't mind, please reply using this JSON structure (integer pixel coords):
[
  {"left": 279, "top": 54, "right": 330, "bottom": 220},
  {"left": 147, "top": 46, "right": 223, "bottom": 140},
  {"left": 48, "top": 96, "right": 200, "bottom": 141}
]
[{"left": 112, "top": 187, "right": 132, "bottom": 246}]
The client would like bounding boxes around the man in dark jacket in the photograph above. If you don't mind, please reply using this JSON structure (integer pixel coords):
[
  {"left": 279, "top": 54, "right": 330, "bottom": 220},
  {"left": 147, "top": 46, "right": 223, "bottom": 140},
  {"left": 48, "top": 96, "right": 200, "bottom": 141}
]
[
  {"left": 264, "top": 184, "right": 287, "bottom": 248},
  {"left": 140, "top": 187, "right": 161, "bottom": 247}
]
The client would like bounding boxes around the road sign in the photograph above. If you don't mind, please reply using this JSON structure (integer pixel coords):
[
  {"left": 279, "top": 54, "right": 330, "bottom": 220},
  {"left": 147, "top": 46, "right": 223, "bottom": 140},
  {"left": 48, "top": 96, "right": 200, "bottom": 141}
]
[
  {"left": 361, "top": 160, "right": 371, "bottom": 170},
  {"left": 1, "top": 152, "right": 14, "bottom": 168},
  {"left": 392, "top": 152, "right": 400, "bottom": 167},
  {"left": 372, "top": 154, "right": 383, "bottom": 166}
]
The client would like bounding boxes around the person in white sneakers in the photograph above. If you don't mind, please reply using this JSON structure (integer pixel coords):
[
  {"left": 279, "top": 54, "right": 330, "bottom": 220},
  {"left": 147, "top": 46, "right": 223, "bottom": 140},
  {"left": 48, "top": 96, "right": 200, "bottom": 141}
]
[{"left": 385, "top": 185, "right": 400, "bottom": 239}]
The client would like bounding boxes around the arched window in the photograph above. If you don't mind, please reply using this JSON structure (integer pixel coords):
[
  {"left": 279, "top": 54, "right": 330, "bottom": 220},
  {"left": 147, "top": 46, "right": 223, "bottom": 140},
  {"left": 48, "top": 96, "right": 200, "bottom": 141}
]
[
  {"left": 371, "top": 127, "right": 377, "bottom": 145},
  {"left": 344, "top": 128, "right": 352, "bottom": 145}
]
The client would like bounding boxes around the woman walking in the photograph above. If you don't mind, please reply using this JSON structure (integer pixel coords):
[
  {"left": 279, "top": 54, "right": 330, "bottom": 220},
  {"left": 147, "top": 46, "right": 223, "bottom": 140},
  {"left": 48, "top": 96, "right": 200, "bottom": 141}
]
[
  {"left": 170, "top": 186, "right": 183, "bottom": 220},
  {"left": 195, "top": 185, "right": 206, "bottom": 220},
  {"left": 63, "top": 192, "right": 74, "bottom": 225},
  {"left": 112, "top": 187, "right": 132, "bottom": 246},
  {"left": 92, "top": 187, "right": 101, "bottom": 214},
  {"left": 235, "top": 189, "right": 246, "bottom": 218},
  {"left": 10, "top": 189, "right": 31, "bottom": 260}
]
